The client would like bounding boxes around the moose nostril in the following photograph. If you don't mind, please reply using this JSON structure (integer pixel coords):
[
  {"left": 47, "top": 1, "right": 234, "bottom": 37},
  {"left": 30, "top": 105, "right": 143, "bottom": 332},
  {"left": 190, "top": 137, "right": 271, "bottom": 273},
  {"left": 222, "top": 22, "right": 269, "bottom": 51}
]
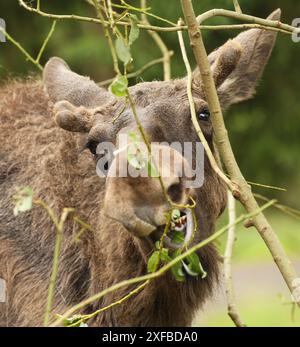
[{"left": 167, "top": 183, "right": 183, "bottom": 203}]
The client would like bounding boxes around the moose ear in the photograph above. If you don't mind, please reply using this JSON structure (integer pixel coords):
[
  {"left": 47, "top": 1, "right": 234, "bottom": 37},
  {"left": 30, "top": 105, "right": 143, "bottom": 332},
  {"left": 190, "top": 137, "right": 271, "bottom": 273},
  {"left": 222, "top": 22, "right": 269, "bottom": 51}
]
[
  {"left": 43, "top": 57, "right": 113, "bottom": 108},
  {"left": 204, "top": 9, "right": 281, "bottom": 108}
]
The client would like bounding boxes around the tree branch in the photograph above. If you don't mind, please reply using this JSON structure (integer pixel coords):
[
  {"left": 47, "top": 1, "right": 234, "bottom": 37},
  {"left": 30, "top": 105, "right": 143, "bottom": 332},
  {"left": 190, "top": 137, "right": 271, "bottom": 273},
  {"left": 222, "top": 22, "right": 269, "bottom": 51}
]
[
  {"left": 42, "top": 207, "right": 75, "bottom": 327},
  {"left": 197, "top": 8, "right": 299, "bottom": 36},
  {"left": 224, "top": 191, "right": 246, "bottom": 327},
  {"left": 177, "top": 18, "right": 235, "bottom": 191},
  {"left": 97, "top": 56, "right": 172, "bottom": 86},
  {"left": 232, "top": 0, "right": 242, "bottom": 14},
  {"left": 180, "top": 0, "right": 300, "bottom": 308},
  {"left": 18, "top": 0, "right": 299, "bottom": 35},
  {"left": 36, "top": 20, "right": 57, "bottom": 64},
  {"left": 0, "top": 27, "right": 42, "bottom": 71},
  {"left": 67, "top": 280, "right": 149, "bottom": 327}
]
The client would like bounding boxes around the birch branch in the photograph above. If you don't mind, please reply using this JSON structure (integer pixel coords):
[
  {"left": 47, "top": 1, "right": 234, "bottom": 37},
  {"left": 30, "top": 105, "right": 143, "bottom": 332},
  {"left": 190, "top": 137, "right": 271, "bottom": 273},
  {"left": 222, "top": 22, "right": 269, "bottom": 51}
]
[
  {"left": 97, "top": 56, "right": 172, "bottom": 86},
  {"left": 0, "top": 19, "right": 57, "bottom": 71},
  {"left": 36, "top": 20, "right": 57, "bottom": 64},
  {"left": 0, "top": 27, "right": 42, "bottom": 70},
  {"left": 177, "top": 19, "right": 235, "bottom": 191},
  {"left": 18, "top": 0, "right": 299, "bottom": 35},
  {"left": 224, "top": 191, "right": 246, "bottom": 327},
  {"left": 197, "top": 8, "right": 300, "bottom": 36},
  {"left": 180, "top": 0, "right": 300, "bottom": 308},
  {"left": 232, "top": 0, "right": 242, "bottom": 14}
]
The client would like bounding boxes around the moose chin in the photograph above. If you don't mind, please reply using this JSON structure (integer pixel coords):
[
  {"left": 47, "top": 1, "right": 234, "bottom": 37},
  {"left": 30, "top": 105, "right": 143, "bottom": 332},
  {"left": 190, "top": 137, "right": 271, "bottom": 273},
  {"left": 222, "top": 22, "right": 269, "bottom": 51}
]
[{"left": 0, "top": 10, "right": 280, "bottom": 327}]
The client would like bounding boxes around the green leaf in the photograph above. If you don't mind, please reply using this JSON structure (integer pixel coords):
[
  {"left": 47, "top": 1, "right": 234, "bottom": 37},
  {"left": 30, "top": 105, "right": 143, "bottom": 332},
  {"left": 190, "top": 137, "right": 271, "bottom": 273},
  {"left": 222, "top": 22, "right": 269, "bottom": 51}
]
[
  {"left": 171, "top": 209, "right": 181, "bottom": 221},
  {"left": 186, "top": 252, "right": 207, "bottom": 279},
  {"left": 115, "top": 37, "right": 132, "bottom": 65},
  {"left": 186, "top": 252, "right": 200, "bottom": 270},
  {"left": 147, "top": 251, "right": 160, "bottom": 273},
  {"left": 160, "top": 248, "right": 172, "bottom": 262},
  {"left": 172, "top": 230, "right": 185, "bottom": 244},
  {"left": 129, "top": 14, "right": 140, "bottom": 45},
  {"left": 171, "top": 262, "right": 185, "bottom": 282},
  {"left": 171, "top": 249, "right": 185, "bottom": 282},
  {"left": 13, "top": 186, "right": 33, "bottom": 216},
  {"left": 109, "top": 75, "right": 128, "bottom": 97},
  {"left": 127, "top": 151, "right": 144, "bottom": 170},
  {"left": 128, "top": 131, "right": 140, "bottom": 143}
]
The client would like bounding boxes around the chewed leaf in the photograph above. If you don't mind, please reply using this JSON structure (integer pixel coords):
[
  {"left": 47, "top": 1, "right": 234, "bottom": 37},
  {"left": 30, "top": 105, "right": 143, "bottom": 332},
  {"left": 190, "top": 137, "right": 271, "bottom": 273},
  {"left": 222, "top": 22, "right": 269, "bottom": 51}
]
[
  {"left": 109, "top": 75, "right": 128, "bottom": 97},
  {"left": 147, "top": 251, "right": 160, "bottom": 273},
  {"left": 182, "top": 261, "right": 198, "bottom": 277},
  {"left": 115, "top": 37, "right": 132, "bottom": 65},
  {"left": 172, "top": 230, "right": 185, "bottom": 244},
  {"left": 186, "top": 252, "right": 207, "bottom": 279},
  {"left": 129, "top": 14, "right": 140, "bottom": 45},
  {"left": 13, "top": 186, "right": 33, "bottom": 216},
  {"left": 171, "top": 262, "right": 185, "bottom": 282}
]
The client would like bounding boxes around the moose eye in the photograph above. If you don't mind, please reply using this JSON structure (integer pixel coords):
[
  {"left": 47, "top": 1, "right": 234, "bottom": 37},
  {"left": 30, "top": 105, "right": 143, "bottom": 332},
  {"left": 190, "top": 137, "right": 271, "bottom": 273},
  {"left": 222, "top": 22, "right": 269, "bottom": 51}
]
[
  {"left": 197, "top": 109, "right": 210, "bottom": 121},
  {"left": 85, "top": 140, "right": 99, "bottom": 156}
]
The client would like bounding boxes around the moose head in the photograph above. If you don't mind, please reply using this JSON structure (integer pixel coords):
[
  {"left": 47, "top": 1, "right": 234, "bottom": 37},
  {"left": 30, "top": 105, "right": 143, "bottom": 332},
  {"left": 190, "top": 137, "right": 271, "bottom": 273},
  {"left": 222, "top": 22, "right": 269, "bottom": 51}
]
[{"left": 43, "top": 10, "right": 280, "bottom": 249}]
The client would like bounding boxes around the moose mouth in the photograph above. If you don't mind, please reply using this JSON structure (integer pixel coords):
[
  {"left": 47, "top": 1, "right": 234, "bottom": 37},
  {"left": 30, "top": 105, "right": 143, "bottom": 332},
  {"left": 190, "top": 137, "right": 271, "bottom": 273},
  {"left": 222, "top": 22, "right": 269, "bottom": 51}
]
[{"left": 152, "top": 209, "right": 194, "bottom": 250}]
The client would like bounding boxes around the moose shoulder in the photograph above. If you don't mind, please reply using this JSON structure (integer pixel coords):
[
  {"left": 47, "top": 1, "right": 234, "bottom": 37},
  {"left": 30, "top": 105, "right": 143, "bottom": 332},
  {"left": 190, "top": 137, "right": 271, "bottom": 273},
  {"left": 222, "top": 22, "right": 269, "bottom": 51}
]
[{"left": 0, "top": 10, "right": 280, "bottom": 327}]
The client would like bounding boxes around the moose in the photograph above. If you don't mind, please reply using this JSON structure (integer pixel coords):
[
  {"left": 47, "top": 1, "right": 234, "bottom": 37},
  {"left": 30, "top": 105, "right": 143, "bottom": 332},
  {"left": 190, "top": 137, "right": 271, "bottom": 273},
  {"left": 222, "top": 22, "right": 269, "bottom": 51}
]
[{"left": 0, "top": 10, "right": 280, "bottom": 327}]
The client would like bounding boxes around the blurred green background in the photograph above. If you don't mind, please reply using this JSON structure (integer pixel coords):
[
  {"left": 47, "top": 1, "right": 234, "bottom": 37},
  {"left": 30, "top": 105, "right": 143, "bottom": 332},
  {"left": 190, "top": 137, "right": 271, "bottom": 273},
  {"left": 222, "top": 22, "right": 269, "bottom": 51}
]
[{"left": 0, "top": 0, "right": 299, "bottom": 326}]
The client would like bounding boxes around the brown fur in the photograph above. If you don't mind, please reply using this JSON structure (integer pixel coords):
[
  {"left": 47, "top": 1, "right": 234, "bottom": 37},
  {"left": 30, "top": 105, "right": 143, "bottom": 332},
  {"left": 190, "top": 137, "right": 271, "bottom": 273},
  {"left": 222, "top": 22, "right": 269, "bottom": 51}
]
[
  {"left": 0, "top": 10, "right": 280, "bottom": 327},
  {"left": 0, "top": 78, "right": 224, "bottom": 327}
]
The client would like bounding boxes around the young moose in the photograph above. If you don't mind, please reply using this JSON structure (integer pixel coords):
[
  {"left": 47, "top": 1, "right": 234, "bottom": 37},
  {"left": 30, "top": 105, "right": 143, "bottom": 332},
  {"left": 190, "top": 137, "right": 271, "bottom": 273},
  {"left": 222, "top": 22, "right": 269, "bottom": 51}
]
[{"left": 0, "top": 10, "right": 280, "bottom": 326}]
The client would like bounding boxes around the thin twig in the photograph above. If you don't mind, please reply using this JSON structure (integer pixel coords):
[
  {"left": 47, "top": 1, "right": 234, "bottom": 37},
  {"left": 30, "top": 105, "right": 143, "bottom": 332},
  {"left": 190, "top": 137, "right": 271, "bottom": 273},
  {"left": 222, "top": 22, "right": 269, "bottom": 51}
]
[
  {"left": 36, "top": 20, "right": 57, "bottom": 63},
  {"left": 126, "top": 90, "right": 171, "bottom": 205},
  {"left": 72, "top": 216, "right": 95, "bottom": 242},
  {"left": 115, "top": 0, "right": 176, "bottom": 27},
  {"left": 98, "top": 56, "right": 171, "bottom": 86},
  {"left": 197, "top": 8, "right": 299, "bottom": 35},
  {"left": 67, "top": 280, "right": 149, "bottom": 327},
  {"left": 43, "top": 207, "right": 75, "bottom": 327},
  {"left": 254, "top": 194, "right": 300, "bottom": 221},
  {"left": 140, "top": 0, "right": 172, "bottom": 81},
  {"left": 233, "top": 0, "right": 242, "bottom": 14},
  {"left": 0, "top": 27, "right": 42, "bottom": 71},
  {"left": 34, "top": 199, "right": 59, "bottom": 229},
  {"left": 224, "top": 191, "right": 246, "bottom": 327},
  {"left": 92, "top": 0, "right": 120, "bottom": 75},
  {"left": 0, "top": 17, "right": 56, "bottom": 71},
  {"left": 50, "top": 200, "right": 275, "bottom": 326},
  {"left": 18, "top": 1, "right": 298, "bottom": 35},
  {"left": 181, "top": 0, "right": 300, "bottom": 308},
  {"left": 93, "top": 0, "right": 172, "bottom": 207},
  {"left": 177, "top": 19, "right": 235, "bottom": 191}
]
